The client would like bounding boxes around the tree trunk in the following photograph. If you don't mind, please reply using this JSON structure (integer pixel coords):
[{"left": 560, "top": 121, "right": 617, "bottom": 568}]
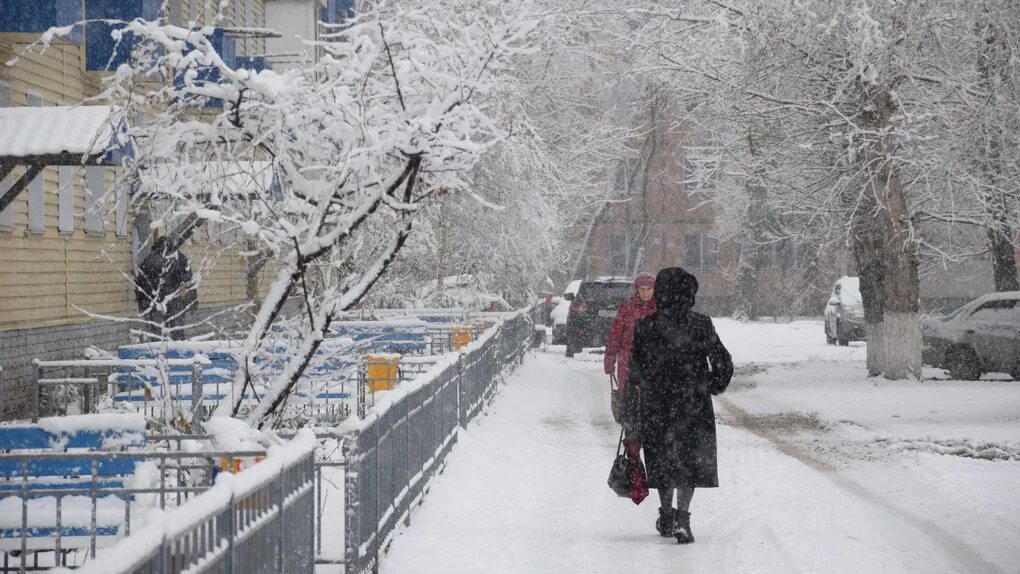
[
  {"left": 977, "top": 20, "right": 1020, "bottom": 292},
  {"left": 851, "top": 207, "right": 885, "bottom": 377},
  {"left": 988, "top": 222, "right": 1019, "bottom": 292},
  {"left": 733, "top": 122, "right": 771, "bottom": 321},
  {"left": 870, "top": 90, "right": 921, "bottom": 380},
  {"left": 733, "top": 176, "right": 768, "bottom": 321}
]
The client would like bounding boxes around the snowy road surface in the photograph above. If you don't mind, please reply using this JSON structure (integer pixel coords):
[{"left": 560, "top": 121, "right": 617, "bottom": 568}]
[{"left": 380, "top": 319, "right": 1020, "bottom": 574}]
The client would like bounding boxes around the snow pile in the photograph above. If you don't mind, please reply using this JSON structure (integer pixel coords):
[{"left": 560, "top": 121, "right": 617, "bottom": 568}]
[
  {"left": 876, "top": 437, "right": 1020, "bottom": 461},
  {"left": 203, "top": 416, "right": 265, "bottom": 451}
]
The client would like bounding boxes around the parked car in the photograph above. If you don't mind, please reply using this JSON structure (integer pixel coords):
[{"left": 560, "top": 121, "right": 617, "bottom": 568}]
[
  {"left": 921, "top": 291, "right": 1020, "bottom": 380},
  {"left": 824, "top": 276, "right": 865, "bottom": 346},
  {"left": 565, "top": 277, "right": 633, "bottom": 357},
  {"left": 551, "top": 280, "right": 581, "bottom": 345}
]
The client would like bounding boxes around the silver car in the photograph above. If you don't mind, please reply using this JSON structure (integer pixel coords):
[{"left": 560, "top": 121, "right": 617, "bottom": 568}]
[{"left": 921, "top": 291, "right": 1020, "bottom": 380}]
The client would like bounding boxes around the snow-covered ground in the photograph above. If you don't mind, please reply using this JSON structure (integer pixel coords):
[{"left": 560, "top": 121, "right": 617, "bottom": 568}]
[{"left": 378, "top": 318, "right": 1020, "bottom": 573}]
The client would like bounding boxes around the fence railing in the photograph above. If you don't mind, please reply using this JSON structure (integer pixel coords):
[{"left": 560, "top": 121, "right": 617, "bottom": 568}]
[
  {"left": 0, "top": 441, "right": 269, "bottom": 572},
  {"left": 56, "top": 431, "right": 317, "bottom": 574},
  {"left": 6, "top": 306, "right": 538, "bottom": 574},
  {"left": 342, "top": 309, "right": 536, "bottom": 573}
]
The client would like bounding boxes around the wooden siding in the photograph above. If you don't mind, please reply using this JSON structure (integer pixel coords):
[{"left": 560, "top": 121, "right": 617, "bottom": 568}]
[{"left": 0, "top": 1, "right": 271, "bottom": 334}]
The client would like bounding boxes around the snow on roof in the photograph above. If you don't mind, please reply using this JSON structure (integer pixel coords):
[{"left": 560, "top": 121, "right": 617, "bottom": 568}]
[{"left": 0, "top": 105, "right": 118, "bottom": 158}]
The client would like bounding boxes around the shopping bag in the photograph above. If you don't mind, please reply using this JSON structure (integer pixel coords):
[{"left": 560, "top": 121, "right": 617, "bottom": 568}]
[{"left": 608, "top": 429, "right": 631, "bottom": 497}]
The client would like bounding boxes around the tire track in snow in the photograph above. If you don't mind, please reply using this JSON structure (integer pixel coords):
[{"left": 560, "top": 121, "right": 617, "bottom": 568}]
[{"left": 717, "top": 394, "right": 1007, "bottom": 574}]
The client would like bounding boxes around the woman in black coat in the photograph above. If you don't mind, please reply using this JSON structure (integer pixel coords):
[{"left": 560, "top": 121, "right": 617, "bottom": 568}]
[{"left": 627, "top": 267, "right": 733, "bottom": 544}]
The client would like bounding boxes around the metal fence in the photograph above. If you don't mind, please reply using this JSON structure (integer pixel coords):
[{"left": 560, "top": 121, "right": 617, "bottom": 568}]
[
  {"left": 4, "top": 307, "right": 538, "bottom": 574},
  {"left": 56, "top": 433, "right": 317, "bottom": 574},
  {"left": 342, "top": 309, "right": 536, "bottom": 573}
]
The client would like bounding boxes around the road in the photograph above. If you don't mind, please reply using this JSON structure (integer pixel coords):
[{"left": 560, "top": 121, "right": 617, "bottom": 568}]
[{"left": 381, "top": 323, "right": 1020, "bottom": 573}]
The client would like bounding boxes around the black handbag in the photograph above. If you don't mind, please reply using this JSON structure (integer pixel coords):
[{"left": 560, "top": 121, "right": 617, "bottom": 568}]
[{"left": 607, "top": 428, "right": 631, "bottom": 497}]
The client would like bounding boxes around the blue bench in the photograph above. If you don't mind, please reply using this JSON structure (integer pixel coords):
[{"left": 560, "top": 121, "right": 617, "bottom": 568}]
[
  {"left": 112, "top": 343, "right": 356, "bottom": 406},
  {"left": 0, "top": 415, "right": 145, "bottom": 552},
  {"left": 330, "top": 320, "right": 428, "bottom": 355}
]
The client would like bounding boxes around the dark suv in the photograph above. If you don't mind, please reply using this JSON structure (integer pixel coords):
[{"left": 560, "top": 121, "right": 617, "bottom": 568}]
[{"left": 565, "top": 277, "right": 633, "bottom": 357}]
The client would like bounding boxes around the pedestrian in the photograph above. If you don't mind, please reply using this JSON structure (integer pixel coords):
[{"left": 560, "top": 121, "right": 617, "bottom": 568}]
[
  {"left": 605, "top": 272, "right": 656, "bottom": 492},
  {"left": 135, "top": 236, "right": 197, "bottom": 341},
  {"left": 626, "top": 267, "right": 733, "bottom": 543}
]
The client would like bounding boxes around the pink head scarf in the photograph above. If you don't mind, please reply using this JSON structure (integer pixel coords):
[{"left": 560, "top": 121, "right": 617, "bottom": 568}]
[{"left": 634, "top": 272, "right": 656, "bottom": 289}]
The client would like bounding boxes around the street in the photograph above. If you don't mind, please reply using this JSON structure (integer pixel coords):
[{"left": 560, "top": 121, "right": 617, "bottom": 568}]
[{"left": 381, "top": 319, "right": 1020, "bottom": 573}]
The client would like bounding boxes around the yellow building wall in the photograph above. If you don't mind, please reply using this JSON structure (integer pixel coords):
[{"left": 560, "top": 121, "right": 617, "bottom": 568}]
[{"left": 1, "top": 0, "right": 271, "bottom": 333}]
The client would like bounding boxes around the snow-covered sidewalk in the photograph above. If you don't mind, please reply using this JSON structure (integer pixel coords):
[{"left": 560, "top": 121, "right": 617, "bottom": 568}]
[{"left": 380, "top": 319, "right": 1020, "bottom": 574}]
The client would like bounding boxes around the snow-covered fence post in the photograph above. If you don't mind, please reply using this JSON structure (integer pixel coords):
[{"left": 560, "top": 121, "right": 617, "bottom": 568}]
[
  {"left": 223, "top": 492, "right": 236, "bottom": 574},
  {"left": 344, "top": 435, "right": 362, "bottom": 571},
  {"left": 276, "top": 465, "right": 285, "bottom": 573},
  {"left": 457, "top": 354, "right": 465, "bottom": 429},
  {"left": 357, "top": 362, "right": 367, "bottom": 420},
  {"left": 190, "top": 361, "right": 203, "bottom": 434},
  {"left": 32, "top": 359, "right": 42, "bottom": 422}
]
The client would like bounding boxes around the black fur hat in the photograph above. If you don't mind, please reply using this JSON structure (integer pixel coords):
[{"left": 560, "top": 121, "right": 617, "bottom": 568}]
[{"left": 653, "top": 267, "right": 698, "bottom": 311}]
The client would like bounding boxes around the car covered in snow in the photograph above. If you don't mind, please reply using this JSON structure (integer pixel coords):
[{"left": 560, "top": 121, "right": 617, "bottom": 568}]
[
  {"left": 551, "top": 279, "right": 581, "bottom": 345},
  {"left": 565, "top": 277, "right": 633, "bottom": 357},
  {"left": 824, "top": 276, "right": 866, "bottom": 346},
  {"left": 921, "top": 291, "right": 1020, "bottom": 380}
]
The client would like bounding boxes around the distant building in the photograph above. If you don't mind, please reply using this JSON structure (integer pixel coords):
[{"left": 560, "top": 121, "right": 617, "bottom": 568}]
[{"left": 580, "top": 113, "right": 998, "bottom": 317}]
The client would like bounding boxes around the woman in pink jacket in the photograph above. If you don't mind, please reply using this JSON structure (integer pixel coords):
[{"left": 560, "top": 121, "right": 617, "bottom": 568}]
[
  {"left": 605, "top": 272, "right": 656, "bottom": 502},
  {"left": 605, "top": 272, "right": 657, "bottom": 388}
]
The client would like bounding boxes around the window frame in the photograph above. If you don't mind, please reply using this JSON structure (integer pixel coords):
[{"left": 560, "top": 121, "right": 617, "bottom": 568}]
[
  {"left": 682, "top": 154, "right": 720, "bottom": 196},
  {"left": 607, "top": 232, "right": 627, "bottom": 275},
  {"left": 0, "top": 81, "right": 12, "bottom": 231},
  {"left": 684, "top": 233, "right": 720, "bottom": 271},
  {"left": 26, "top": 92, "right": 46, "bottom": 234},
  {"left": 84, "top": 166, "right": 107, "bottom": 235},
  {"left": 58, "top": 165, "right": 75, "bottom": 234}
]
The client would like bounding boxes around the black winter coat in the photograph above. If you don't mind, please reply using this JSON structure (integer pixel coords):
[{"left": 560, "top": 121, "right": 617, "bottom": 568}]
[
  {"left": 135, "top": 239, "right": 196, "bottom": 327},
  {"left": 627, "top": 270, "right": 733, "bottom": 489}
]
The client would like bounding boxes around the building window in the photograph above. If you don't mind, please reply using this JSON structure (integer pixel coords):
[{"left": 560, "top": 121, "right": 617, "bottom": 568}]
[
  {"left": 608, "top": 233, "right": 627, "bottom": 275},
  {"left": 0, "top": 81, "right": 12, "bottom": 230},
  {"left": 26, "top": 93, "right": 46, "bottom": 233},
  {"left": 682, "top": 155, "right": 719, "bottom": 195},
  {"left": 58, "top": 166, "right": 75, "bottom": 233},
  {"left": 85, "top": 166, "right": 106, "bottom": 235},
  {"left": 684, "top": 234, "right": 719, "bottom": 271},
  {"left": 764, "top": 239, "right": 813, "bottom": 271}
]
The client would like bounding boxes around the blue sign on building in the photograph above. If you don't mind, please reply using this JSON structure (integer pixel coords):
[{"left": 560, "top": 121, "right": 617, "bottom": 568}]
[
  {"left": 172, "top": 28, "right": 237, "bottom": 108},
  {"left": 0, "top": 0, "right": 84, "bottom": 39},
  {"left": 85, "top": 0, "right": 163, "bottom": 71}
]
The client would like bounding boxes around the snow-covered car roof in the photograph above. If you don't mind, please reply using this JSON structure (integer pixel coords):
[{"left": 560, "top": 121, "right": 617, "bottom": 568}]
[
  {"left": 564, "top": 279, "right": 582, "bottom": 296},
  {"left": 943, "top": 290, "right": 1020, "bottom": 319},
  {"left": 590, "top": 276, "right": 633, "bottom": 283},
  {"left": 834, "top": 276, "right": 862, "bottom": 305},
  {"left": 969, "top": 290, "right": 1020, "bottom": 304}
]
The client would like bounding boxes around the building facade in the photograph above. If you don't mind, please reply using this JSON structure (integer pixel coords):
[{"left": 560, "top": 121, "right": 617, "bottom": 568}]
[{"left": 0, "top": 0, "right": 345, "bottom": 420}]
